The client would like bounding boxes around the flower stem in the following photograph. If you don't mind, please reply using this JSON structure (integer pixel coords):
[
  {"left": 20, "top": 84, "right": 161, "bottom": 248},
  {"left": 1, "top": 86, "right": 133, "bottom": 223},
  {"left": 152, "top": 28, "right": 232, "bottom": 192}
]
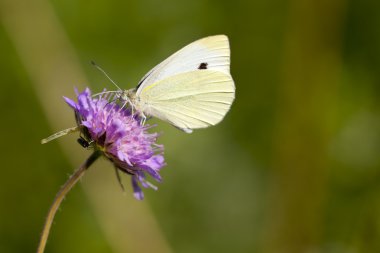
[{"left": 37, "top": 151, "right": 101, "bottom": 253}]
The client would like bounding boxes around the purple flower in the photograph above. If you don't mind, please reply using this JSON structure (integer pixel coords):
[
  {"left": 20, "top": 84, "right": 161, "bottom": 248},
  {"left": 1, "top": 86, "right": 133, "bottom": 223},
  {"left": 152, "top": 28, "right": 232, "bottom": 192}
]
[{"left": 64, "top": 88, "right": 165, "bottom": 200}]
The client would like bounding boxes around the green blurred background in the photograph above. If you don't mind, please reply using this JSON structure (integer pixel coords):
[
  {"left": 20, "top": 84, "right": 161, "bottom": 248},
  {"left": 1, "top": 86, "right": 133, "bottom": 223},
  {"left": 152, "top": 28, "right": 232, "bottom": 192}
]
[{"left": 0, "top": 0, "right": 380, "bottom": 252}]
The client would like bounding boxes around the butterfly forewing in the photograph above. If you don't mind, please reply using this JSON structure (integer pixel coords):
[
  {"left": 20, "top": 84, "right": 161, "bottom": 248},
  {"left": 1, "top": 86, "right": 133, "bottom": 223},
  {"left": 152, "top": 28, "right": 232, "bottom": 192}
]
[{"left": 136, "top": 35, "right": 231, "bottom": 96}]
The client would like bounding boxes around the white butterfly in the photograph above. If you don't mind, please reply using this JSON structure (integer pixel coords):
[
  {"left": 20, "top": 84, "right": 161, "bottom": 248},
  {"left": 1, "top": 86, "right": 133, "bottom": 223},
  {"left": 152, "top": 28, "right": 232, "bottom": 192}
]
[{"left": 101, "top": 35, "right": 235, "bottom": 133}]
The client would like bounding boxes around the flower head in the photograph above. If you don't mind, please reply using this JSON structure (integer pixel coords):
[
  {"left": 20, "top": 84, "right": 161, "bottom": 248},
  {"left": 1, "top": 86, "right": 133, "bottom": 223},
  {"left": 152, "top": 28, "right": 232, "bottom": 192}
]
[{"left": 64, "top": 88, "right": 165, "bottom": 200}]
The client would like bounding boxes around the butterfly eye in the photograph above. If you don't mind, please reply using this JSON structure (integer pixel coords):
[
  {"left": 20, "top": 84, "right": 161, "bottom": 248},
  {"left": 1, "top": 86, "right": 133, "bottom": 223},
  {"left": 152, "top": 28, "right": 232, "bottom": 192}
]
[{"left": 198, "top": 62, "right": 208, "bottom": 69}]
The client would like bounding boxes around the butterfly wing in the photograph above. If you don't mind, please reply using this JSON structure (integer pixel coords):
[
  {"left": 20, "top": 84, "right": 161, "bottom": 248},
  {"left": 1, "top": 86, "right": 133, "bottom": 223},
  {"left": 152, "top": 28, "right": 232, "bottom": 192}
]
[
  {"left": 135, "top": 35, "right": 231, "bottom": 95},
  {"left": 137, "top": 70, "right": 235, "bottom": 133}
]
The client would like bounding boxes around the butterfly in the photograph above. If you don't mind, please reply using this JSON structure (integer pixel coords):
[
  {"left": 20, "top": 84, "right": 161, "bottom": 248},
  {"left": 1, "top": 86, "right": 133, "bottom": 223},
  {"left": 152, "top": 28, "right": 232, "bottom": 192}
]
[{"left": 98, "top": 35, "right": 235, "bottom": 133}]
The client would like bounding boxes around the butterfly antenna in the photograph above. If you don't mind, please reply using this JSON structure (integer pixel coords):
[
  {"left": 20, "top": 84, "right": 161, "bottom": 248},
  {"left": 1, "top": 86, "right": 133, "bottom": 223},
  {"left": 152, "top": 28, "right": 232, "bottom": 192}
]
[{"left": 91, "top": 60, "right": 122, "bottom": 91}]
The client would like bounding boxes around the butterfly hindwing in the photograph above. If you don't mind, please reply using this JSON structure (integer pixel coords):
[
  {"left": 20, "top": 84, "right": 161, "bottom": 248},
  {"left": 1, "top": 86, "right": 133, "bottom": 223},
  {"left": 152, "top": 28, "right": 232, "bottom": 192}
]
[{"left": 137, "top": 70, "right": 235, "bottom": 131}]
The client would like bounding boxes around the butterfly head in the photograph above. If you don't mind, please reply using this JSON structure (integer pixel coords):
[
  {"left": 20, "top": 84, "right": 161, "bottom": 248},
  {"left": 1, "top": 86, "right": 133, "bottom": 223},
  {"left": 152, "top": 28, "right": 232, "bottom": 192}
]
[{"left": 116, "top": 88, "right": 134, "bottom": 105}]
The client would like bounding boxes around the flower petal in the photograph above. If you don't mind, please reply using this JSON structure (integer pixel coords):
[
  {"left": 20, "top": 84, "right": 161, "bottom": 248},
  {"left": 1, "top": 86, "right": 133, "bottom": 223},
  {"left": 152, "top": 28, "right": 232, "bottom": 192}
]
[
  {"left": 131, "top": 176, "right": 144, "bottom": 200},
  {"left": 63, "top": 96, "right": 77, "bottom": 109}
]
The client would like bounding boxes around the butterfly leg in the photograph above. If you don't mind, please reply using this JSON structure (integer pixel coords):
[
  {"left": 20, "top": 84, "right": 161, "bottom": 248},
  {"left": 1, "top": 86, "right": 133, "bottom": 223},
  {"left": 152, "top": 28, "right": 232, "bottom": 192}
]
[
  {"left": 141, "top": 113, "right": 147, "bottom": 126},
  {"left": 103, "top": 93, "right": 119, "bottom": 109},
  {"left": 119, "top": 100, "right": 128, "bottom": 111},
  {"left": 130, "top": 103, "right": 135, "bottom": 115}
]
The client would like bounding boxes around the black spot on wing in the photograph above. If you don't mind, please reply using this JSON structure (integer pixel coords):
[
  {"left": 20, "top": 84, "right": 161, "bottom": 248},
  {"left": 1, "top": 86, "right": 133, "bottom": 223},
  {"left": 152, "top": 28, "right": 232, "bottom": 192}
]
[{"left": 198, "top": 62, "right": 208, "bottom": 70}]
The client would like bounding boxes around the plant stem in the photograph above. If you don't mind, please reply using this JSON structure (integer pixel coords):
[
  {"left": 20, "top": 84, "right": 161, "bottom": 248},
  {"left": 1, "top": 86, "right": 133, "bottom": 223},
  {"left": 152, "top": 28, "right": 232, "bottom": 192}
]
[{"left": 37, "top": 151, "right": 101, "bottom": 253}]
